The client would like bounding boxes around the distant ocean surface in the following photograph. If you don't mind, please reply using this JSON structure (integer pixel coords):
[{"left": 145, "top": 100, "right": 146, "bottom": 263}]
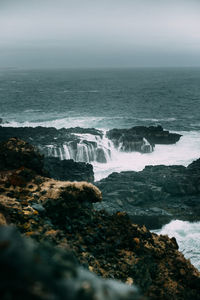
[
  {"left": 1, "top": 68, "right": 200, "bottom": 270},
  {"left": 1, "top": 67, "right": 200, "bottom": 131}
]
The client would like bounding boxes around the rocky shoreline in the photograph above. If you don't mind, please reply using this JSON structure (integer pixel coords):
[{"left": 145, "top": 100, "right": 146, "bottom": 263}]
[
  {"left": 0, "top": 137, "right": 200, "bottom": 299},
  {"left": 95, "top": 161, "right": 200, "bottom": 229},
  {"left": 0, "top": 125, "right": 181, "bottom": 163}
]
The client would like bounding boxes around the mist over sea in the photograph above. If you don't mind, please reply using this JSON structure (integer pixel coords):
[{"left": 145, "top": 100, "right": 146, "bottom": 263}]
[{"left": 1, "top": 67, "right": 200, "bottom": 270}]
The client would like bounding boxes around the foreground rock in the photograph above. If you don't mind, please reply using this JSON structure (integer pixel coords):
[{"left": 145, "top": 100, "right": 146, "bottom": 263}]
[
  {"left": 0, "top": 139, "right": 200, "bottom": 299},
  {"left": 95, "top": 162, "right": 200, "bottom": 229},
  {"left": 0, "top": 226, "right": 140, "bottom": 300},
  {"left": 106, "top": 125, "right": 181, "bottom": 153}
]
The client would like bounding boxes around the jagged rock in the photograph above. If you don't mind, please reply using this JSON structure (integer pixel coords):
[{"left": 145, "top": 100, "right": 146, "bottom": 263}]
[
  {"left": 106, "top": 125, "right": 181, "bottom": 153},
  {"left": 0, "top": 138, "right": 44, "bottom": 175},
  {"left": 95, "top": 163, "right": 200, "bottom": 229},
  {"left": 44, "top": 157, "right": 94, "bottom": 182},
  {"left": 0, "top": 166, "right": 200, "bottom": 299},
  {"left": 0, "top": 138, "right": 95, "bottom": 182},
  {"left": 0, "top": 126, "right": 106, "bottom": 163},
  {"left": 0, "top": 125, "right": 181, "bottom": 162},
  {"left": 187, "top": 158, "right": 200, "bottom": 173},
  {"left": 0, "top": 226, "right": 141, "bottom": 300}
]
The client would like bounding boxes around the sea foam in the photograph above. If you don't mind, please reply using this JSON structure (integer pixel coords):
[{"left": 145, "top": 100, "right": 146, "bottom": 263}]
[{"left": 153, "top": 220, "right": 200, "bottom": 271}]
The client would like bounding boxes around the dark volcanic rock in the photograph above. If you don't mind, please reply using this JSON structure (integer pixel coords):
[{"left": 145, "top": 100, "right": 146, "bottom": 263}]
[
  {"left": 0, "top": 138, "right": 95, "bottom": 182},
  {"left": 0, "top": 126, "right": 109, "bottom": 163},
  {"left": 44, "top": 157, "right": 94, "bottom": 182},
  {"left": 106, "top": 125, "right": 181, "bottom": 153},
  {"left": 95, "top": 163, "right": 200, "bottom": 229},
  {"left": 0, "top": 138, "right": 44, "bottom": 175},
  {"left": 0, "top": 126, "right": 103, "bottom": 144}
]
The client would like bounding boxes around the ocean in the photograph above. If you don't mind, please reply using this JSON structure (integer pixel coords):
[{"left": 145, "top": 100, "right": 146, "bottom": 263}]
[{"left": 1, "top": 67, "right": 200, "bottom": 270}]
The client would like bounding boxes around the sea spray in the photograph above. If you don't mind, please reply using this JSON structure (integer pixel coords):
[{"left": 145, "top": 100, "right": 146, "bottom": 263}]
[
  {"left": 93, "top": 131, "right": 200, "bottom": 180},
  {"left": 153, "top": 220, "right": 200, "bottom": 271}
]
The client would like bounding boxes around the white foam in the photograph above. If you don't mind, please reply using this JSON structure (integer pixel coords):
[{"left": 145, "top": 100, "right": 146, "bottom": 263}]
[
  {"left": 93, "top": 131, "right": 200, "bottom": 180},
  {"left": 153, "top": 220, "right": 200, "bottom": 270},
  {"left": 1, "top": 117, "right": 107, "bottom": 129},
  {"left": 140, "top": 117, "right": 177, "bottom": 122}
]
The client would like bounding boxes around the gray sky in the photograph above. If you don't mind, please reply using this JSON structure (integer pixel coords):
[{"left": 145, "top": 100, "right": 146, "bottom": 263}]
[{"left": 0, "top": 0, "right": 200, "bottom": 68}]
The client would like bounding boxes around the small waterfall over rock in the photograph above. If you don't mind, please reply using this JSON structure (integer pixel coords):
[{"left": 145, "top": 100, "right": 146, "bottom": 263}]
[{"left": 40, "top": 132, "right": 116, "bottom": 164}]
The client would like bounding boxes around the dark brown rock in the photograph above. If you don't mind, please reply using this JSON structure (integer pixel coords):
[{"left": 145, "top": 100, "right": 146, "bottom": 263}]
[{"left": 0, "top": 138, "right": 44, "bottom": 175}]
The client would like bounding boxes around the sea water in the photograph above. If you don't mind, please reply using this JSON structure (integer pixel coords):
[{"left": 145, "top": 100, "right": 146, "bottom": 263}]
[
  {"left": 154, "top": 220, "right": 200, "bottom": 271},
  {"left": 1, "top": 67, "right": 200, "bottom": 270}
]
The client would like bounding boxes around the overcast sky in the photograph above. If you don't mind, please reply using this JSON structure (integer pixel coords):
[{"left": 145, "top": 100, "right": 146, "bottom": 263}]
[{"left": 0, "top": 0, "right": 200, "bottom": 68}]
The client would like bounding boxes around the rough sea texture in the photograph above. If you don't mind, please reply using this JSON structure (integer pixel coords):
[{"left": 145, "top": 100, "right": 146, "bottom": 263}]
[{"left": 1, "top": 67, "right": 200, "bottom": 131}]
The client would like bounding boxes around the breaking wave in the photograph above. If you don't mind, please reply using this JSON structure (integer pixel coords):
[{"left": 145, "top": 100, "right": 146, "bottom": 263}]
[{"left": 154, "top": 220, "right": 200, "bottom": 271}]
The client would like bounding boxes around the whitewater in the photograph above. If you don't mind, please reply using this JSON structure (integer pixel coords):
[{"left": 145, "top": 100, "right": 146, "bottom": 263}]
[
  {"left": 2, "top": 120, "right": 200, "bottom": 181},
  {"left": 154, "top": 220, "right": 200, "bottom": 271}
]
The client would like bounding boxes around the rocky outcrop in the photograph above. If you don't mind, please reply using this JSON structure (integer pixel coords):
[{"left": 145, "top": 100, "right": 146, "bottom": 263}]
[
  {"left": 44, "top": 157, "right": 94, "bottom": 182},
  {"left": 0, "top": 169, "right": 200, "bottom": 299},
  {"left": 106, "top": 125, "right": 181, "bottom": 153},
  {"left": 95, "top": 162, "right": 200, "bottom": 229},
  {"left": 0, "top": 138, "right": 200, "bottom": 299}
]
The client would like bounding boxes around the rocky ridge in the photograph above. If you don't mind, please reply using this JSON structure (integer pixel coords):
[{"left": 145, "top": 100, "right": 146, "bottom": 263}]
[{"left": 0, "top": 138, "right": 200, "bottom": 299}]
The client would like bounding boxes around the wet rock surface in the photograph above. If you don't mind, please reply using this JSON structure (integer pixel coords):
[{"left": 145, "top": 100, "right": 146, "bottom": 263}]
[
  {"left": 0, "top": 125, "right": 181, "bottom": 162},
  {"left": 0, "top": 139, "right": 200, "bottom": 299},
  {"left": 0, "top": 126, "right": 108, "bottom": 163},
  {"left": 95, "top": 162, "right": 200, "bottom": 229},
  {"left": 106, "top": 125, "right": 181, "bottom": 153}
]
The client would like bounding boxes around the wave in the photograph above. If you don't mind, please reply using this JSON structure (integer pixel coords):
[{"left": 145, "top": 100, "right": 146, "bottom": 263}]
[
  {"left": 139, "top": 117, "right": 177, "bottom": 122},
  {"left": 2, "top": 117, "right": 200, "bottom": 181},
  {"left": 1, "top": 115, "right": 178, "bottom": 130},
  {"left": 153, "top": 220, "right": 200, "bottom": 271},
  {"left": 1, "top": 117, "right": 107, "bottom": 129},
  {"left": 93, "top": 130, "right": 200, "bottom": 180}
]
